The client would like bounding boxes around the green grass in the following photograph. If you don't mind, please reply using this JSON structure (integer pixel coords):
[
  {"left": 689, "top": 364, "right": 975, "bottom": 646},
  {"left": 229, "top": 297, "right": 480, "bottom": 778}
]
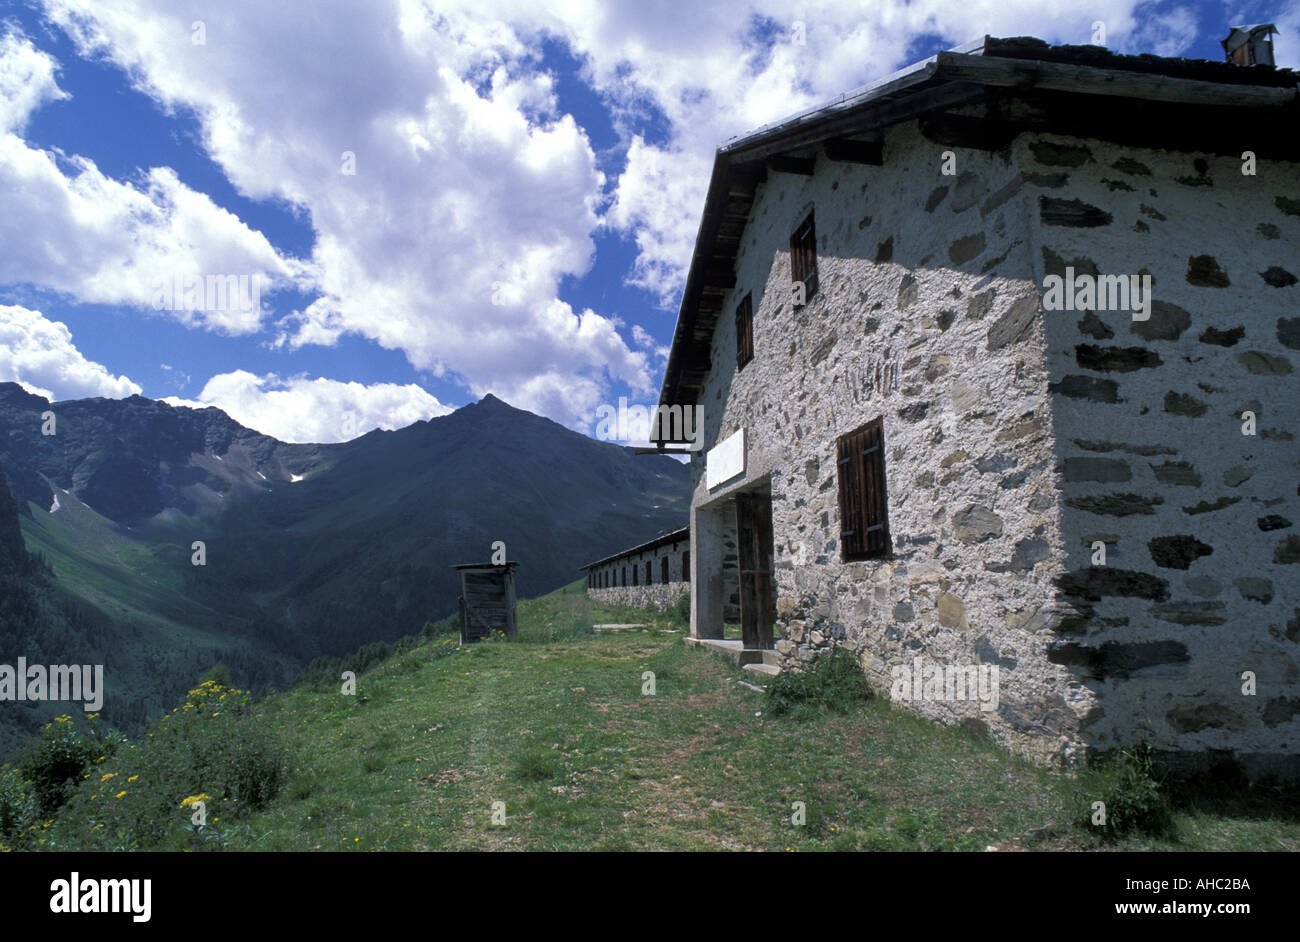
[{"left": 19, "top": 582, "right": 1300, "bottom": 851}]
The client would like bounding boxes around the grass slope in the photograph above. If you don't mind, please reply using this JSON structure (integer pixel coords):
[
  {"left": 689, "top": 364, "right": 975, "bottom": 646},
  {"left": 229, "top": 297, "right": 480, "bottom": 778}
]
[
  {"left": 39, "top": 581, "right": 1284, "bottom": 853},
  {"left": 20, "top": 494, "right": 223, "bottom": 643}
]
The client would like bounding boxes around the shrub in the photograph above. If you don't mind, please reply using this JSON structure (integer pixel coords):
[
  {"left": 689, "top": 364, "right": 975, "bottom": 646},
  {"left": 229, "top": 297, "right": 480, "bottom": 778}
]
[
  {"left": 197, "top": 663, "right": 234, "bottom": 689},
  {"left": 422, "top": 615, "right": 459, "bottom": 639},
  {"left": 766, "top": 648, "right": 872, "bottom": 717},
  {"left": 0, "top": 768, "right": 36, "bottom": 839},
  {"left": 1075, "top": 741, "right": 1175, "bottom": 841},
  {"left": 17, "top": 713, "right": 122, "bottom": 816},
  {"left": 37, "top": 679, "right": 290, "bottom": 850}
]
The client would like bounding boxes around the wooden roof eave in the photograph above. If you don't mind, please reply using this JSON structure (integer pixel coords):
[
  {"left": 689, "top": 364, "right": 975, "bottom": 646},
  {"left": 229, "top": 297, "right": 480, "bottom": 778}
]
[
  {"left": 580, "top": 526, "right": 692, "bottom": 571},
  {"left": 654, "top": 39, "right": 1300, "bottom": 423}
]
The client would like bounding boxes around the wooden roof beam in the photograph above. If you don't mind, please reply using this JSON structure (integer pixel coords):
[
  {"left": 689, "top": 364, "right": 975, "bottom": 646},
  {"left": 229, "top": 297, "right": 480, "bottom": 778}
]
[
  {"left": 919, "top": 112, "right": 1020, "bottom": 151},
  {"left": 824, "top": 136, "right": 884, "bottom": 164},
  {"left": 768, "top": 154, "right": 816, "bottom": 175}
]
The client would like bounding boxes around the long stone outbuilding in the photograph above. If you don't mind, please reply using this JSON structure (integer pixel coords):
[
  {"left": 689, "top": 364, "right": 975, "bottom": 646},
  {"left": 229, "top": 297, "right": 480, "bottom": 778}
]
[
  {"left": 583, "top": 525, "right": 742, "bottom": 619},
  {"left": 651, "top": 35, "right": 1300, "bottom": 779}
]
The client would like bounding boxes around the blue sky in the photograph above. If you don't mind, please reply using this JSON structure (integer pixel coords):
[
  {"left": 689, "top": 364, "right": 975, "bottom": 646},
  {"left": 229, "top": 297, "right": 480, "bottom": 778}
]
[{"left": 0, "top": 0, "right": 1295, "bottom": 442}]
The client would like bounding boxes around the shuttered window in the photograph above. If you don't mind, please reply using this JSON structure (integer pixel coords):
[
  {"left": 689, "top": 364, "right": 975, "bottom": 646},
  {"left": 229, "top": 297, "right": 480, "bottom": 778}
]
[
  {"left": 735, "top": 292, "right": 753, "bottom": 368},
  {"left": 661, "top": 556, "right": 669, "bottom": 584},
  {"left": 790, "top": 211, "right": 818, "bottom": 302},
  {"left": 836, "top": 417, "right": 890, "bottom": 560},
  {"left": 632, "top": 563, "right": 638, "bottom": 586},
  {"left": 683, "top": 551, "right": 690, "bottom": 583}
]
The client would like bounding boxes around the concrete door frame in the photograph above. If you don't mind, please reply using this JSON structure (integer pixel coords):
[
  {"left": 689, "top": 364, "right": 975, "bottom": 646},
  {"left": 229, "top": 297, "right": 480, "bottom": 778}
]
[{"left": 689, "top": 475, "right": 772, "bottom": 642}]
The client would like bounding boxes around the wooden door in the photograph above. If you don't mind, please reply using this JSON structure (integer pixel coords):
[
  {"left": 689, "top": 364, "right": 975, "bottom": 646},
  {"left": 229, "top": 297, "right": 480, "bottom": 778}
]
[{"left": 736, "top": 492, "right": 775, "bottom": 649}]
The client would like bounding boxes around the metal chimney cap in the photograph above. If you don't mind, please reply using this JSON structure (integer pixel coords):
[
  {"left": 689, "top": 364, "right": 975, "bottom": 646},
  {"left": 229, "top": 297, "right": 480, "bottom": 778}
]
[{"left": 1222, "top": 23, "right": 1278, "bottom": 57}]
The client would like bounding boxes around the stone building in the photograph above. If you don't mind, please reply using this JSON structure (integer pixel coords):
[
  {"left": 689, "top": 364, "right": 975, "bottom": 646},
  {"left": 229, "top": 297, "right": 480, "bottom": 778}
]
[
  {"left": 584, "top": 525, "right": 742, "bottom": 618},
  {"left": 651, "top": 36, "right": 1300, "bottom": 777},
  {"left": 584, "top": 526, "right": 691, "bottom": 611}
]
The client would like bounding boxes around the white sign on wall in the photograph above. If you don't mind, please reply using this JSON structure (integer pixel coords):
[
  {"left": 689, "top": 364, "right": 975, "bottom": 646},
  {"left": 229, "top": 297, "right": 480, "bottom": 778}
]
[{"left": 706, "top": 428, "right": 745, "bottom": 489}]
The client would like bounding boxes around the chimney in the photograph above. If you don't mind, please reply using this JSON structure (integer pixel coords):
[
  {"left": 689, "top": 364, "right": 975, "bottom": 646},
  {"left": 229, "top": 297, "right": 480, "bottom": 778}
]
[{"left": 1222, "top": 24, "right": 1278, "bottom": 66}]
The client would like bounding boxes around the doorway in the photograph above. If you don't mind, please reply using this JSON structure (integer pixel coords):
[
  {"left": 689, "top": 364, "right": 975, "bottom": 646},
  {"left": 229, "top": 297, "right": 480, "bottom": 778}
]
[{"left": 735, "top": 489, "right": 775, "bottom": 649}]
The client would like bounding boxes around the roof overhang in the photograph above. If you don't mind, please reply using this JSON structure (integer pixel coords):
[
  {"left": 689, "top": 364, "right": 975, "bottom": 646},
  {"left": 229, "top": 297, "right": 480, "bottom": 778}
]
[
  {"left": 651, "top": 36, "right": 1300, "bottom": 435},
  {"left": 580, "top": 526, "right": 690, "bottom": 571}
]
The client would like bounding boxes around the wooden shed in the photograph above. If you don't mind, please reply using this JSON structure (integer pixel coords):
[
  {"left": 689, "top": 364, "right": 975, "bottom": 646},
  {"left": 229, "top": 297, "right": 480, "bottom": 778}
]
[{"left": 451, "top": 562, "right": 518, "bottom": 643}]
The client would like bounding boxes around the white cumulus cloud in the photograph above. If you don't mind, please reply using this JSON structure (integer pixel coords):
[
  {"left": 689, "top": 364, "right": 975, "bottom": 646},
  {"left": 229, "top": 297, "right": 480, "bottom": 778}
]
[
  {"left": 13, "top": 0, "right": 1178, "bottom": 430},
  {"left": 0, "top": 304, "right": 142, "bottom": 400},
  {"left": 0, "top": 32, "right": 304, "bottom": 331},
  {"left": 36, "top": 1, "right": 651, "bottom": 428},
  {"left": 163, "top": 370, "right": 454, "bottom": 443}
]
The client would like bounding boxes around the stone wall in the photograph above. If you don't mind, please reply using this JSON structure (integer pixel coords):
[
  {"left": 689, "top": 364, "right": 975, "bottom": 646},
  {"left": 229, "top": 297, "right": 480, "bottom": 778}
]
[
  {"left": 589, "top": 581, "right": 689, "bottom": 611},
  {"left": 1025, "top": 134, "right": 1300, "bottom": 776},
  {"left": 588, "top": 529, "right": 740, "bottom": 620},
  {"left": 689, "top": 117, "right": 1081, "bottom": 765},
  {"left": 588, "top": 536, "right": 688, "bottom": 588},
  {"left": 685, "top": 112, "right": 1300, "bottom": 774}
]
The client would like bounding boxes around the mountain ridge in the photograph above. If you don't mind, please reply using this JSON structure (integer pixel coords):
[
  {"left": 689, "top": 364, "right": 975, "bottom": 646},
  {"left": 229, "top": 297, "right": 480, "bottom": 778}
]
[{"left": 0, "top": 381, "right": 688, "bottom": 755}]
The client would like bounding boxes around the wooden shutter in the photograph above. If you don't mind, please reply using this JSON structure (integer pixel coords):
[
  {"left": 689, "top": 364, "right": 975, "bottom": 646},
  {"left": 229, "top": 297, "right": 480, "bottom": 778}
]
[
  {"left": 837, "top": 417, "right": 889, "bottom": 560},
  {"left": 735, "top": 292, "right": 753, "bottom": 368},
  {"left": 683, "top": 551, "right": 690, "bottom": 582},
  {"left": 790, "top": 211, "right": 818, "bottom": 301},
  {"left": 661, "top": 557, "right": 669, "bottom": 584}
]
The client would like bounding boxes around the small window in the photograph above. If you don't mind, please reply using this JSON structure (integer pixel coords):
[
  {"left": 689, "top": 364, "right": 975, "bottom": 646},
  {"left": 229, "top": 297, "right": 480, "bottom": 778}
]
[
  {"left": 633, "top": 563, "right": 638, "bottom": 586},
  {"left": 836, "top": 417, "right": 890, "bottom": 560},
  {"left": 683, "top": 551, "right": 690, "bottom": 583},
  {"left": 790, "top": 211, "right": 818, "bottom": 302},
  {"left": 645, "top": 561, "right": 652, "bottom": 584},
  {"left": 735, "top": 292, "right": 753, "bottom": 368},
  {"left": 622, "top": 567, "right": 627, "bottom": 587},
  {"left": 661, "top": 556, "right": 669, "bottom": 584}
]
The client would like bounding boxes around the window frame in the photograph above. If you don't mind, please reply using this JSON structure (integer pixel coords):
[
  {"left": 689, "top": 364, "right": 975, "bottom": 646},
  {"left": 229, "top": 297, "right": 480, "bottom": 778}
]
[
  {"left": 836, "top": 416, "right": 891, "bottom": 562},
  {"left": 735, "top": 291, "right": 754, "bottom": 369},
  {"left": 790, "top": 211, "right": 819, "bottom": 303}
]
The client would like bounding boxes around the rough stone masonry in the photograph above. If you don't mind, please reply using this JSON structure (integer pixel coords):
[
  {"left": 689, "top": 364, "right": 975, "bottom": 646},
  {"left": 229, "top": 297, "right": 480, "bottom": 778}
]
[{"left": 679, "top": 106, "right": 1298, "bottom": 778}]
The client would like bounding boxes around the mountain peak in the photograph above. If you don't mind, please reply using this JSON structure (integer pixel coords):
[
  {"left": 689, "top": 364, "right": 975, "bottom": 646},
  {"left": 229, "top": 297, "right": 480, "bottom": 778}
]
[{"left": 0, "top": 381, "right": 50, "bottom": 408}]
